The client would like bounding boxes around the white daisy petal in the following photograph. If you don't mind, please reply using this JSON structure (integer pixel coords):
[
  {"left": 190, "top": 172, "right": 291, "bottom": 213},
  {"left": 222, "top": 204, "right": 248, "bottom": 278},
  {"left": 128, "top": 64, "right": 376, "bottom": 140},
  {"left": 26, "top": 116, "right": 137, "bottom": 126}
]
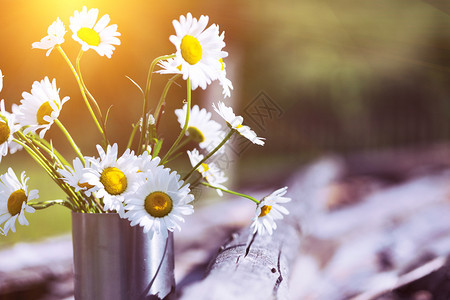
[
  {"left": 159, "top": 13, "right": 228, "bottom": 92},
  {"left": 32, "top": 17, "right": 66, "bottom": 56},
  {"left": 187, "top": 149, "right": 228, "bottom": 196},
  {"left": 124, "top": 167, "right": 194, "bottom": 238},
  {"left": 213, "top": 101, "right": 265, "bottom": 145},
  {"left": 69, "top": 6, "right": 121, "bottom": 58},
  {"left": 0, "top": 100, "right": 23, "bottom": 161},
  {"left": 14, "top": 77, "right": 68, "bottom": 138},
  {"left": 0, "top": 168, "right": 37, "bottom": 235},
  {"left": 175, "top": 104, "right": 225, "bottom": 152},
  {"left": 86, "top": 143, "right": 140, "bottom": 213},
  {"left": 250, "top": 187, "right": 291, "bottom": 236}
]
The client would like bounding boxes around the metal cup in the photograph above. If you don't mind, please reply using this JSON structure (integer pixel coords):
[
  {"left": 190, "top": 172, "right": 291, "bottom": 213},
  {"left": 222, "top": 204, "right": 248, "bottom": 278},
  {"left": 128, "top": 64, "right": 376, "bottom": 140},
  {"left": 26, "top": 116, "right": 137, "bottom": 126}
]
[{"left": 72, "top": 212, "right": 175, "bottom": 300}]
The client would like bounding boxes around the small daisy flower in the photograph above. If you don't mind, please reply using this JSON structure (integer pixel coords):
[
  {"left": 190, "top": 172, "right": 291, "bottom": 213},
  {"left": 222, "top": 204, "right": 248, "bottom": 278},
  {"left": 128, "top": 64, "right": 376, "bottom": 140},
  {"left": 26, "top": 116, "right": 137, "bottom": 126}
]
[
  {"left": 250, "top": 187, "right": 291, "bottom": 235},
  {"left": 133, "top": 151, "right": 165, "bottom": 178},
  {"left": 218, "top": 57, "right": 233, "bottom": 98},
  {"left": 14, "top": 77, "right": 69, "bottom": 138},
  {"left": 175, "top": 104, "right": 225, "bottom": 151},
  {"left": 58, "top": 157, "right": 99, "bottom": 196},
  {"left": 212, "top": 101, "right": 265, "bottom": 146},
  {"left": 0, "top": 100, "right": 22, "bottom": 161},
  {"left": 138, "top": 113, "right": 155, "bottom": 133},
  {"left": 125, "top": 167, "right": 194, "bottom": 239},
  {"left": 187, "top": 149, "right": 228, "bottom": 196},
  {"left": 69, "top": 6, "right": 121, "bottom": 58},
  {"left": 0, "top": 168, "right": 38, "bottom": 236},
  {"left": 87, "top": 144, "right": 140, "bottom": 214},
  {"left": 157, "top": 56, "right": 181, "bottom": 75},
  {"left": 168, "top": 13, "right": 227, "bottom": 90},
  {"left": 32, "top": 17, "right": 66, "bottom": 56}
]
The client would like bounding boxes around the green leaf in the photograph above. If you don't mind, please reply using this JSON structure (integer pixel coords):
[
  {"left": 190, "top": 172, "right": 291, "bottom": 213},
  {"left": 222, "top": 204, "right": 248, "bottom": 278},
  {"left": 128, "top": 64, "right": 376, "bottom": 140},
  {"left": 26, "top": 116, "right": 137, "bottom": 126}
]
[{"left": 152, "top": 138, "right": 163, "bottom": 158}]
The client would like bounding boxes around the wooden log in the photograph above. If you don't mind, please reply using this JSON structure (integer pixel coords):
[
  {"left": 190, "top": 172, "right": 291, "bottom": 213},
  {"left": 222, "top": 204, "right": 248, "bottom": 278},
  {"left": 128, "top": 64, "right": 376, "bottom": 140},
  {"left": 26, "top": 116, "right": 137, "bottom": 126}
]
[{"left": 178, "top": 158, "right": 344, "bottom": 300}]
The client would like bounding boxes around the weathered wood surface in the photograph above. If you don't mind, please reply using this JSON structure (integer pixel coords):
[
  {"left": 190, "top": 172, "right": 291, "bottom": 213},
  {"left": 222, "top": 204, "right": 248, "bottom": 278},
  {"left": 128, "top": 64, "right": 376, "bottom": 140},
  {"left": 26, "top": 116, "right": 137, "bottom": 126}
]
[
  {"left": 1, "top": 146, "right": 450, "bottom": 299},
  {"left": 177, "top": 159, "right": 343, "bottom": 300}
]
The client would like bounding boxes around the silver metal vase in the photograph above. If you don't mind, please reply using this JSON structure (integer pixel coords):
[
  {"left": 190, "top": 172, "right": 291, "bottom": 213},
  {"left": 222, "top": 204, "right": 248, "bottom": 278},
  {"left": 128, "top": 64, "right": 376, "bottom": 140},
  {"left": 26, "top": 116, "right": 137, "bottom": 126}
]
[{"left": 71, "top": 212, "right": 175, "bottom": 300}]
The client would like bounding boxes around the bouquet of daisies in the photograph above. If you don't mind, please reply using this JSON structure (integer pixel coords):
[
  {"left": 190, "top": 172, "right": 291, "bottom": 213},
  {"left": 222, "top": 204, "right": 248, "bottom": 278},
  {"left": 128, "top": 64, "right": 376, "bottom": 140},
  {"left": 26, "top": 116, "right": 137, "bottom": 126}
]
[{"left": 0, "top": 8, "right": 291, "bottom": 238}]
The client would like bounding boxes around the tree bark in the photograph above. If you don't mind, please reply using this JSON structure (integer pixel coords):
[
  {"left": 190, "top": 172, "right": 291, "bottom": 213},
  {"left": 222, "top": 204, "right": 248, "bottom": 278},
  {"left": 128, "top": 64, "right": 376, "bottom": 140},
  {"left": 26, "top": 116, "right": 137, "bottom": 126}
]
[{"left": 178, "top": 158, "right": 343, "bottom": 300}]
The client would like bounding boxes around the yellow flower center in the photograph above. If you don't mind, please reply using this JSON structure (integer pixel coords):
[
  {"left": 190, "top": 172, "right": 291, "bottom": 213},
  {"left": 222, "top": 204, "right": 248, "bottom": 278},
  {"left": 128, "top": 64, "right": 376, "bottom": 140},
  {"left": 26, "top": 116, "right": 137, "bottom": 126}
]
[
  {"left": 219, "top": 58, "right": 225, "bottom": 71},
  {"left": 144, "top": 191, "right": 173, "bottom": 218},
  {"left": 0, "top": 121, "right": 10, "bottom": 144},
  {"left": 201, "top": 163, "right": 209, "bottom": 173},
  {"left": 77, "top": 27, "right": 101, "bottom": 46},
  {"left": 7, "top": 189, "right": 27, "bottom": 216},
  {"left": 100, "top": 167, "right": 127, "bottom": 195},
  {"left": 180, "top": 35, "right": 202, "bottom": 65},
  {"left": 36, "top": 101, "right": 56, "bottom": 125},
  {"left": 187, "top": 126, "right": 205, "bottom": 143},
  {"left": 259, "top": 205, "right": 272, "bottom": 217},
  {"left": 77, "top": 181, "right": 95, "bottom": 190},
  {"left": 177, "top": 64, "right": 182, "bottom": 71}
]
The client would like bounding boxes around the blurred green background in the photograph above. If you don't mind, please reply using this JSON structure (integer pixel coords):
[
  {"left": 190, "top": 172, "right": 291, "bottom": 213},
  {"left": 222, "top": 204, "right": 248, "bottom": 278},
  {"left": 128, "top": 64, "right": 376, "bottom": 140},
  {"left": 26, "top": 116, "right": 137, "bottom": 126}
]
[{"left": 0, "top": 0, "right": 448, "bottom": 246}]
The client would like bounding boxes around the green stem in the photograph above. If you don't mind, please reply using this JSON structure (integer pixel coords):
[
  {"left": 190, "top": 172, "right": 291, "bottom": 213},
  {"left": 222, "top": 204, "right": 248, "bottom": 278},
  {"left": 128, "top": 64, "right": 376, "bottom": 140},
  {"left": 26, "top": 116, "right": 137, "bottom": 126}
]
[
  {"left": 13, "top": 138, "right": 54, "bottom": 175},
  {"left": 161, "top": 78, "right": 191, "bottom": 164},
  {"left": 182, "top": 129, "right": 235, "bottom": 182},
  {"left": 33, "top": 137, "right": 70, "bottom": 167},
  {"left": 14, "top": 134, "right": 85, "bottom": 212},
  {"left": 54, "top": 119, "right": 84, "bottom": 163},
  {"left": 28, "top": 199, "right": 67, "bottom": 209},
  {"left": 154, "top": 74, "right": 181, "bottom": 130},
  {"left": 201, "top": 182, "right": 260, "bottom": 204},
  {"left": 127, "top": 124, "right": 139, "bottom": 149},
  {"left": 169, "top": 135, "right": 192, "bottom": 155},
  {"left": 75, "top": 52, "right": 109, "bottom": 146},
  {"left": 57, "top": 46, "right": 105, "bottom": 141},
  {"left": 138, "top": 53, "right": 176, "bottom": 155}
]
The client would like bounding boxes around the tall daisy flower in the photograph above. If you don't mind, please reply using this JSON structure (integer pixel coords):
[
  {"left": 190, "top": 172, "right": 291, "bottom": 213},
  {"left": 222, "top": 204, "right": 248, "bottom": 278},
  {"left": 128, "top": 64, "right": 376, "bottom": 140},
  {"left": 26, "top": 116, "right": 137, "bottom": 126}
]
[
  {"left": 14, "top": 77, "right": 69, "bottom": 138},
  {"left": 175, "top": 104, "right": 225, "bottom": 151},
  {"left": 87, "top": 144, "right": 140, "bottom": 214},
  {"left": 125, "top": 167, "right": 194, "bottom": 239},
  {"left": 58, "top": 157, "right": 99, "bottom": 197},
  {"left": 0, "top": 100, "right": 22, "bottom": 161},
  {"left": 167, "top": 13, "right": 227, "bottom": 90},
  {"left": 69, "top": 6, "right": 121, "bottom": 58},
  {"left": 0, "top": 168, "right": 38, "bottom": 236},
  {"left": 32, "top": 17, "right": 66, "bottom": 56},
  {"left": 187, "top": 149, "right": 228, "bottom": 196},
  {"left": 250, "top": 187, "right": 291, "bottom": 235},
  {"left": 213, "top": 101, "right": 265, "bottom": 146}
]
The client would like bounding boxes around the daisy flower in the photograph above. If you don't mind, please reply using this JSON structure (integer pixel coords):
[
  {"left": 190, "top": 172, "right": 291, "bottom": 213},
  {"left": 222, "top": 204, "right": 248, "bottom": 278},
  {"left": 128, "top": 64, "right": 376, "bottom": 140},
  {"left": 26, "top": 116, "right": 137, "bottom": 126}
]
[
  {"left": 14, "top": 77, "right": 69, "bottom": 138},
  {"left": 250, "top": 187, "right": 291, "bottom": 235},
  {"left": 32, "top": 17, "right": 66, "bottom": 56},
  {"left": 175, "top": 104, "right": 225, "bottom": 151},
  {"left": 168, "top": 13, "right": 227, "bottom": 90},
  {"left": 87, "top": 144, "right": 140, "bottom": 214},
  {"left": 157, "top": 56, "right": 181, "bottom": 75},
  {"left": 134, "top": 151, "right": 162, "bottom": 172},
  {"left": 187, "top": 149, "right": 228, "bottom": 196},
  {"left": 58, "top": 157, "right": 99, "bottom": 197},
  {"left": 0, "top": 168, "right": 38, "bottom": 236},
  {"left": 69, "top": 6, "right": 121, "bottom": 58},
  {"left": 212, "top": 101, "right": 265, "bottom": 146},
  {"left": 218, "top": 57, "right": 233, "bottom": 98},
  {"left": 0, "top": 100, "right": 22, "bottom": 161},
  {"left": 124, "top": 167, "right": 194, "bottom": 239}
]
